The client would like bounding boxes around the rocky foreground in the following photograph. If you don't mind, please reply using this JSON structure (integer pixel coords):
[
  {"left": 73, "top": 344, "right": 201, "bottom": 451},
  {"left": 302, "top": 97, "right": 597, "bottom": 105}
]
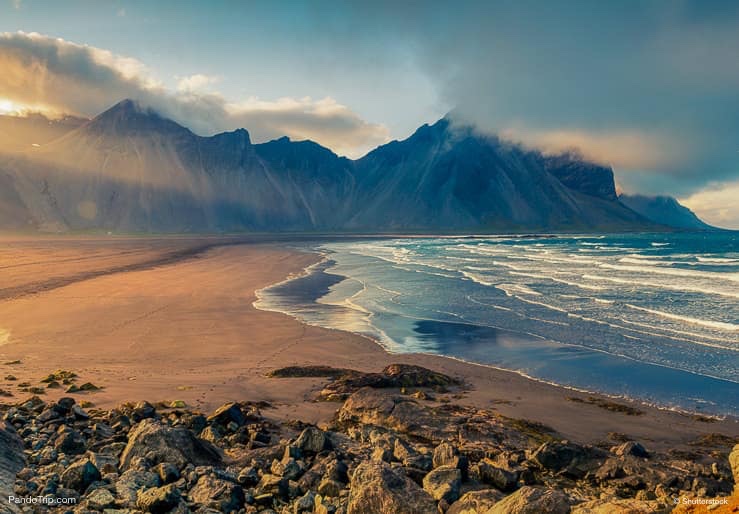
[{"left": 2, "top": 364, "right": 738, "bottom": 514}]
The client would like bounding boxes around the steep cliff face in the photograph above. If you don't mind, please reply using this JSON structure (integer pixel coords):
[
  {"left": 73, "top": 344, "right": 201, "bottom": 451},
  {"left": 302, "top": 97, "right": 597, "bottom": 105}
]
[
  {"left": 620, "top": 194, "right": 713, "bottom": 230},
  {"left": 0, "top": 100, "right": 659, "bottom": 233},
  {"left": 540, "top": 152, "right": 618, "bottom": 201}
]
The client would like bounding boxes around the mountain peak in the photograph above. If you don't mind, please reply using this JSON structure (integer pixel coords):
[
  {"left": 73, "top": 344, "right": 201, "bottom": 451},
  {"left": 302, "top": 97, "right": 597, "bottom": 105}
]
[{"left": 85, "top": 99, "right": 192, "bottom": 137}]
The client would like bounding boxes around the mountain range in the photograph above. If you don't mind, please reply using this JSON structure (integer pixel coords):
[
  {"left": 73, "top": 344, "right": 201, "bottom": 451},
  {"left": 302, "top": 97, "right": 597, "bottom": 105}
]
[{"left": 0, "top": 99, "right": 712, "bottom": 233}]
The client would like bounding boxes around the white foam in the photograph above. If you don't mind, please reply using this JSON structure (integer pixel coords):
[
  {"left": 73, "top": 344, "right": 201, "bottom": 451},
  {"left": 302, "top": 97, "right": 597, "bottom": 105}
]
[
  {"left": 582, "top": 274, "right": 739, "bottom": 299},
  {"left": 624, "top": 304, "right": 739, "bottom": 332}
]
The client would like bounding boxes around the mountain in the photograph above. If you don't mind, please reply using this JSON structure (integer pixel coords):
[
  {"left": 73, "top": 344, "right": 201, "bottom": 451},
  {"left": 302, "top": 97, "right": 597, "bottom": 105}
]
[
  {"left": 349, "top": 119, "right": 646, "bottom": 231},
  {"left": 0, "top": 99, "right": 656, "bottom": 233},
  {"left": 619, "top": 194, "right": 713, "bottom": 230},
  {"left": 0, "top": 112, "right": 85, "bottom": 153}
]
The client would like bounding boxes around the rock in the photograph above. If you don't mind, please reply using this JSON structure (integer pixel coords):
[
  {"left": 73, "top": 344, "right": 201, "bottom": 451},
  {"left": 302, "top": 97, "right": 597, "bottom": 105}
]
[
  {"left": 347, "top": 461, "right": 436, "bottom": 514},
  {"left": 55, "top": 397, "right": 76, "bottom": 414},
  {"left": 189, "top": 474, "right": 245, "bottom": 511},
  {"left": 296, "top": 426, "right": 329, "bottom": 454},
  {"left": 477, "top": 460, "right": 518, "bottom": 492},
  {"left": 207, "top": 402, "right": 246, "bottom": 427},
  {"left": 571, "top": 498, "right": 664, "bottom": 513},
  {"left": 371, "top": 446, "right": 392, "bottom": 462},
  {"left": 89, "top": 452, "right": 119, "bottom": 474},
  {"left": 237, "top": 465, "right": 259, "bottom": 487},
  {"left": 447, "top": 489, "right": 505, "bottom": 514},
  {"left": 294, "top": 490, "right": 315, "bottom": 513},
  {"left": 255, "top": 473, "right": 289, "bottom": 499},
  {"left": 154, "top": 462, "right": 180, "bottom": 484},
  {"left": 71, "top": 404, "right": 90, "bottom": 420},
  {"left": 531, "top": 441, "right": 588, "bottom": 472},
  {"left": 487, "top": 486, "right": 570, "bottom": 514},
  {"left": 54, "top": 429, "right": 87, "bottom": 455},
  {"left": 432, "top": 442, "right": 468, "bottom": 479},
  {"left": 199, "top": 425, "right": 222, "bottom": 443},
  {"left": 271, "top": 456, "right": 304, "bottom": 480},
  {"left": 119, "top": 419, "right": 221, "bottom": 470},
  {"left": 86, "top": 487, "right": 116, "bottom": 510},
  {"left": 612, "top": 441, "right": 649, "bottom": 458},
  {"left": 422, "top": 465, "right": 461, "bottom": 503},
  {"left": 728, "top": 444, "right": 739, "bottom": 488},
  {"left": 60, "top": 459, "right": 101, "bottom": 492},
  {"left": 115, "top": 469, "right": 161, "bottom": 505},
  {"left": 317, "top": 478, "right": 343, "bottom": 497},
  {"left": 137, "top": 483, "right": 181, "bottom": 513},
  {"left": 0, "top": 422, "right": 25, "bottom": 509}
]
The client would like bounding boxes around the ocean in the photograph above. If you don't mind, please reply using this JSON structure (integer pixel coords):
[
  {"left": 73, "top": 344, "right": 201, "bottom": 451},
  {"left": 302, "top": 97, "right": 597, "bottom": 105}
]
[{"left": 255, "top": 233, "right": 739, "bottom": 417}]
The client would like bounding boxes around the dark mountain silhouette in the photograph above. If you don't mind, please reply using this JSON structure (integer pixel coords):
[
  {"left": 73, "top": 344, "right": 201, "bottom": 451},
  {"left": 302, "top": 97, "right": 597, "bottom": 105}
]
[
  {"left": 0, "top": 99, "right": 698, "bottom": 233},
  {"left": 620, "top": 194, "right": 714, "bottom": 230}
]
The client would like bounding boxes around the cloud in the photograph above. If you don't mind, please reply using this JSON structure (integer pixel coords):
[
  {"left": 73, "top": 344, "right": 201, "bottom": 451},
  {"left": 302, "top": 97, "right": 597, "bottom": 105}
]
[
  {"left": 176, "top": 74, "right": 220, "bottom": 92},
  {"left": 680, "top": 180, "right": 739, "bottom": 230},
  {"left": 498, "top": 126, "right": 682, "bottom": 171},
  {"left": 0, "top": 31, "right": 389, "bottom": 157},
  {"left": 351, "top": 1, "right": 739, "bottom": 194}
]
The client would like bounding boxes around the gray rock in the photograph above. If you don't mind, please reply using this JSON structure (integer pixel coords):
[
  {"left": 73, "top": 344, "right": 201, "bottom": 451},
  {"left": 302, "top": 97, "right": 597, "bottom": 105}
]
[
  {"left": 60, "top": 459, "right": 101, "bottom": 492},
  {"left": 154, "top": 462, "right": 180, "bottom": 484},
  {"left": 207, "top": 402, "right": 246, "bottom": 428},
  {"left": 317, "top": 478, "right": 343, "bottom": 497},
  {"left": 730, "top": 444, "right": 739, "bottom": 488},
  {"left": 137, "top": 484, "right": 181, "bottom": 513},
  {"left": 189, "top": 474, "right": 245, "bottom": 512},
  {"left": 294, "top": 490, "right": 315, "bottom": 513},
  {"left": 612, "top": 441, "right": 649, "bottom": 458},
  {"left": 89, "top": 452, "right": 119, "bottom": 474},
  {"left": 347, "top": 461, "right": 436, "bottom": 514},
  {"left": 422, "top": 464, "right": 461, "bottom": 503},
  {"left": 115, "top": 469, "right": 160, "bottom": 505},
  {"left": 54, "top": 429, "right": 87, "bottom": 455},
  {"left": 487, "top": 486, "right": 570, "bottom": 514},
  {"left": 477, "top": 460, "right": 518, "bottom": 492},
  {"left": 0, "top": 422, "right": 25, "bottom": 513},
  {"left": 86, "top": 487, "right": 116, "bottom": 510},
  {"left": 296, "top": 427, "right": 329, "bottom": 454},
  {"left": 447, "top": 489, "right": 505, "bottom": 514},
  {"left": 119, "top": 419, "right": 221, "bottom": 470}
]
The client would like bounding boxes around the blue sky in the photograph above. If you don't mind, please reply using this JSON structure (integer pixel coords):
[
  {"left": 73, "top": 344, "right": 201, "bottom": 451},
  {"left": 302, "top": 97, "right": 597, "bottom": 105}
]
[{"left": 1, "top": 0, "right": 738, "bottom": 227}]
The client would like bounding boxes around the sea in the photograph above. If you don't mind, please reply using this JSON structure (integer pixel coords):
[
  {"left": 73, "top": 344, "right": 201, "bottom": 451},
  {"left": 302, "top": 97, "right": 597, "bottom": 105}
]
[{"left": 255, "top": 233, "right": 739, "bottom": 417}]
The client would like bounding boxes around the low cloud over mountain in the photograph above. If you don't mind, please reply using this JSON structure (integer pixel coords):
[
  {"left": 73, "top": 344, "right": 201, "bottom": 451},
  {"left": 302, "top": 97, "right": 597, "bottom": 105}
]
[{"left": 0, "top": 31, "right": 390, "bottom": 157}]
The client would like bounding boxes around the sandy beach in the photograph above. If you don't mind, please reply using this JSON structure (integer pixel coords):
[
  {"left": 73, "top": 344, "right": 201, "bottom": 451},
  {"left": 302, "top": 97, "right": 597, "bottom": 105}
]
[{"left": 1, "top": 237, "right": 736, "bottom": 451}]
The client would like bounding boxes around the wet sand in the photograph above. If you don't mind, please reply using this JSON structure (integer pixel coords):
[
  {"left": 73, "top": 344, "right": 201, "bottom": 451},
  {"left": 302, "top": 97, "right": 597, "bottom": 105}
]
[{"left": 0, "top": 237, "right": 736, "bottom": 450}]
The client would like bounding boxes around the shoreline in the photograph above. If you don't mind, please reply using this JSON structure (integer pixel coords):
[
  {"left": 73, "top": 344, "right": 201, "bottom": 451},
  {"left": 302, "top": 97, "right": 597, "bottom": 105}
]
[
  {"left": 0, "top": 238, "right": 736, "bottom": 452},
  {"left": 255, "top": 244, "right": 739, "bottom": 421}
]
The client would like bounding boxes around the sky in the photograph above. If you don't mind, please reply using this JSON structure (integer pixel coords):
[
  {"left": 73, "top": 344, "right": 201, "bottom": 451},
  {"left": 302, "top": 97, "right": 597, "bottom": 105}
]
[{"left": 1, "top": 0, "right": 738, "bottom": 228}]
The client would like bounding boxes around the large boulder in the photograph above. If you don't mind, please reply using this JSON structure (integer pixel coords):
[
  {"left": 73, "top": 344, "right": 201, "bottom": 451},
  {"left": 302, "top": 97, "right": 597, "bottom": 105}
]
[
  {"left": 338, "top": 387, "right": 446, "bottom": 437},
  {"left": 487, "top": 486, "right": 570, "bottom": 514},
  {"left": 119, "top": 419, "right": 222, "bottom": 470},
  {"left": 347, "top": 461, "right": 437, "bottom": 514}
]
